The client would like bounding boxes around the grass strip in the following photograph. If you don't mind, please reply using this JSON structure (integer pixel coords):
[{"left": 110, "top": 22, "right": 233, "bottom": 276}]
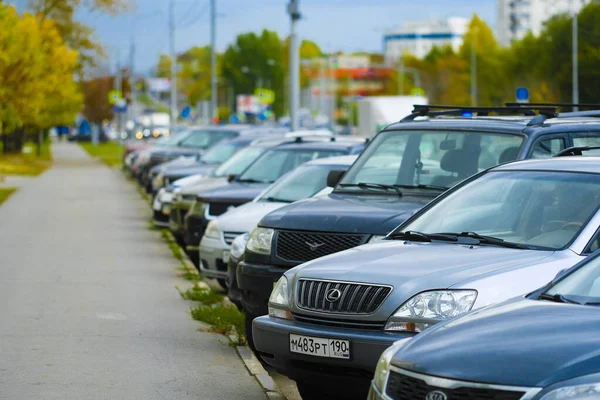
[
  {"left": 178, "top": 285, "right": 224, "bottom": 305},
  {"left": 0, "top": 141, "right": 52, "bottom": 176},
  {"left": 0, "top": 188, "right": 16, "bottom": 206},
  {"left": 191, "top": 304, "right": 246, "bottom": 343},
  {"left": 79, "top": 141, "right": 124, "bottom": 167}
]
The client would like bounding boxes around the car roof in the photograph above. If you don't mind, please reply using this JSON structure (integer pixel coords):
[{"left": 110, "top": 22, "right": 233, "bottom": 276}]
[
  {"left": 492, "top": 156, "right": 600, "bottom": 174},
  {"left": 273, "top": 140, "right": 364, "bottom": 151},
  {"left": 305, "top": 155, "right": 358, "bottom": 166}
]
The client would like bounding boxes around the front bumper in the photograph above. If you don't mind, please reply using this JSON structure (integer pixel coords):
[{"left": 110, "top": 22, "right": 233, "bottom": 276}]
[
  {"left": 183, "top": 213, "right": 208, "bottom": 249},
  {"left": 198, "top": 235, "right": 230, "bottom": 279},
  {"left": 367, "top": 382, "right": 385, "bottom": 400},
  {"left": 253, "top": 316, "right": 411, "bottom": 390},
  {"left": 237, "top": 261, "right": 288, "bottom": 316}
]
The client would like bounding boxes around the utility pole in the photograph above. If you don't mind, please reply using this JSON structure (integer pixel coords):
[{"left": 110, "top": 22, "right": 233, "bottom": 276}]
[
  {"left": 572, "top": 3, "right": 579, "bottom": 111},
  {"left": 130, "top": 37, "right": 136, "bottom": 124},
  {"left": 116, "top": 54, "right": 123, "bottom": 141},
  {"left": 169, "top": 0, "right": 177, "bottom": 133},
  {"left": 398, "top": 55, "right": 404, "bottom": 95},
  {"left": 288, "top": 0, "right": 301, "bottom": 131},
  {"left": 210, "top": 0, "right": 217, "bottom": 124},
  {"left": 470, "top": 34, "right": 477, "bottom": 106}
]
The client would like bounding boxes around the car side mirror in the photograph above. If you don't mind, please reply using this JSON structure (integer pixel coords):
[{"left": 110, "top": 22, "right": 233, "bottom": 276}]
[
  {"left": 227, "top": 174, "right": 238, "bottom": 183},
  {"left": 327, "top": 170, "right": 346, "bottom": 188}
]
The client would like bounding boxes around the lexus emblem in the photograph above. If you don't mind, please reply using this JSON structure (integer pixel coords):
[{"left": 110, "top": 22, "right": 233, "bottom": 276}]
[
  {"left": 325, "top": 288, "right": 342, "bottom": 302},
  {"left": 425, "top": 391, "right": 448, "bottom": 400},
  {"left": 305, "top": 242, "right": 325, "bottom": 251}
]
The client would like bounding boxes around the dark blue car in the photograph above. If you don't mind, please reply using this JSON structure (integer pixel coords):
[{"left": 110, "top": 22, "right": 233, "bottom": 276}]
[{"left": 369, "top": 250, "right": 600, "bottom": 400}]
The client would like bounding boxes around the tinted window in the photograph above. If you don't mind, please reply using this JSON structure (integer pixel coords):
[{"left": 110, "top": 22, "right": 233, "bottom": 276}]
[
  {"left": 340, "top": 130, "right": 524, "bottom": 191},
  {"left": 531, "top": 138, "right": 565, "bottom": 159},
  {"left": 238, "top": 149, "right": 345, "bottom": 183},
  {"left": 213, "top": 146, "right": 265, "bottom": 177},
  {"left": 259, "top": 164, "right": 345, "bottom": 203},
  {"left": 402, "top": 171, "right": 600, "bottom": 250},
  {"left": 201, "top": 143, "right": 241, "bottom": 164}
]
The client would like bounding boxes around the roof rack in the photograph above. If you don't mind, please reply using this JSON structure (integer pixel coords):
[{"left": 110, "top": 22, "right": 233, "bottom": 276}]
[
  {"left": 401, "top": 104, "right": 556, "bottom": 122},
  {"left": 506, "top": 102, "right": 600, "bottom": 110},
  {"left": 555, "top": 146, "right": 600, "bottom": 157}
]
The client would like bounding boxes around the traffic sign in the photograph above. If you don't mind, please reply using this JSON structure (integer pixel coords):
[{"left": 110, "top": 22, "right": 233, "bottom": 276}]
[
  {"left": 181, "top": 106, "right": 191, "bottom": 119},
  {"left": 255, "top": 88, "right": 275, "bottom": 105},
  {"left": 516, "top": 87, "right": 529, "bottom": 103},
  {"left": 113, "top": 99, "right": 127, "bottom": 113},
  {"left": 108, "top": 90, "right": 122, "bottom": 105}
]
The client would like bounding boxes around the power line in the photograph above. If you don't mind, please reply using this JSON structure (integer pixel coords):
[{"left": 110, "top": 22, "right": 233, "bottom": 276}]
[{"left": 178, "top": 1, "right": 210, "bottom": 30}]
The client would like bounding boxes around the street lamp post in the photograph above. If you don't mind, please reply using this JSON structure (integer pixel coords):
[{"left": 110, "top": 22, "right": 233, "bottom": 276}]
[
  {"left": 287, "top": 0, "right": 301, "bottom": 131},
  {"left": 572, "top": 4, "right": 579, "bottom": 111}
]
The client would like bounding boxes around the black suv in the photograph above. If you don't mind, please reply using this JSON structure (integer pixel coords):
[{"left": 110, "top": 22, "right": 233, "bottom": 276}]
[{"left": 237, "top": 103, "right": 600, "bottom": 347}]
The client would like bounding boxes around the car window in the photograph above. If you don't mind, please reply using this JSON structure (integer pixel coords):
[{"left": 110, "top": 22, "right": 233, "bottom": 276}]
[
  {"left": 547, "top": 256, "right": 600, "bottom": 302},
  {"left": 530, "top": 137, "right": 566, "bottom": 159},
  {"left": 238, "top": 149, "right": 345, "bottom": 183},
  {"left": 258, "top": 164, "right": 345, "bottom": 203},
  {"left": 573, "top": 136, "right": 600, "bottom": 156},
  {"left": 201, "top": 143, "right": 241, "bottom": 164},
  {"left": 339, "top": 130, "right": 524, "bottom": 191},
  {"left": 213, "top": 146, "right": 265, "bottom": 177},
  {"left": 179, "top": 129, "right": 238, "bottom": 149},
  {"left": 401, "top": 170, "right": 600, "bottom": 250}
]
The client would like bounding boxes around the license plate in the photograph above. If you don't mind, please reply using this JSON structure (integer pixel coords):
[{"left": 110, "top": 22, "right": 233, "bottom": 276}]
[
  {"left": 162, "top": 205, "right": 171, "bottom": 215},
  {"left": 222, "top": 250, "right": 230, "bottom": 263},
  {"left": 289, "top": 334, "right": 350, "bottom": 359}
]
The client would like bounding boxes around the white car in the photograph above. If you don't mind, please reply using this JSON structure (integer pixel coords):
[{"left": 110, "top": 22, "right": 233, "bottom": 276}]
[{"left": 198, "top": 155, "right": 357, "bottom": 287}]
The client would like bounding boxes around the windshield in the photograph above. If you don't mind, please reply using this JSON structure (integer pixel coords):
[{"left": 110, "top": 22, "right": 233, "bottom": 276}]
[
  {"left": 258, "top": 164, "right": 346, "bottom": 203},
  {"left": 178, "top": 129, "right": 238, "bottom": 150},
  {"left": 339, "top": 130, "right": 524, "bottom": 192},
  {"left": 201, "top": 142, "right": 242, "bottom": 164},
  {"left": 399, "top": 170, "right": 600, "bottom": 250},
  {"left": 546, "top": 256, "right": 600, "bottom": 304},
  {"left": 213, "top": 146, "right": 265, "bottom": 177},
  {"left": 238, "top": 148, "right": 345, "bottom": 184},
  {"left": 155, "top": 131, "right": 188, "bottom": 146}
]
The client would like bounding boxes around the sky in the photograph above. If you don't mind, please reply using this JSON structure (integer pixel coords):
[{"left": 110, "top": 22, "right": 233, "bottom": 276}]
[{"left": 78, "top": 0, "right": 497, "bottom": 74}]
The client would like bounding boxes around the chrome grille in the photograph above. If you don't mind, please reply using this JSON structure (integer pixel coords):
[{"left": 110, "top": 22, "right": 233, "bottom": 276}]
[
  {"left": 223, "top": 231, "right": 245, "bottom": 245},
  {"left": 296, "top": 279, "right": 391, "bottom": 314},
  {"left": 276, "top": 231, "right": 366, "bottom": 262}
]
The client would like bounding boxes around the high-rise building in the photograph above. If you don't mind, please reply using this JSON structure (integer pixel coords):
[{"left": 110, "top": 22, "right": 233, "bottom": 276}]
[
  {"left": 497, "top": 0, "right": 591, "bottom": 46},
  {"left": 383, "top": 17, "right": 469, "bottom": 61}
]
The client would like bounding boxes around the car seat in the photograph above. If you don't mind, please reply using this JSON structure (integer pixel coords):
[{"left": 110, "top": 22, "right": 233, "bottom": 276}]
[
  {"left": 499, "top": 147, "right": 520, "bottom": 164},
  {"left": 431, "top": 149, "right": 480, "bottom": 188}
]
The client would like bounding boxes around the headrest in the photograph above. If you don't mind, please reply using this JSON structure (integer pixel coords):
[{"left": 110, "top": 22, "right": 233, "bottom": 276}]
[
  {"left": 499, "top": 147, "right": 520, "bottom": 164},
  {"left": 440, "top": 149, "right": 474, "bottom": 176}
]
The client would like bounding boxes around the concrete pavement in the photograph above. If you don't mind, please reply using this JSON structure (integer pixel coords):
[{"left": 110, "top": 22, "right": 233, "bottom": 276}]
[{"left": 0, "top": 142, "right": 266, "bottom": 400}]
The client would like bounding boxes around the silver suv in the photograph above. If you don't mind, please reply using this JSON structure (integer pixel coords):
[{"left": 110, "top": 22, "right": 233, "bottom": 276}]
[{"left": 253, "top": 156, "right": 600, "bottom": 400}]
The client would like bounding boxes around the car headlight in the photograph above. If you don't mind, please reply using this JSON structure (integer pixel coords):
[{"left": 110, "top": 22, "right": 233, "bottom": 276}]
[
  {"left": 246, "top": 227, "right": 274, "bottom": 255},
  {"left": 268, "top": 276, "right": 292, "bottom": 320},
  {"left": 230, "top": 233, "right": 250, "bottom": 259},
  {"left": 385, "top": 290, "right": 477, "bottom": 332},
  {"left": 204, "top": 220, "right": 222, "bottom": 240},
  {"left": 368, "top": 235, "right": 387, "bottom": 243},
  {"left": 372, "top": 338, "right": 411, "bottom": 393},
  {"left": 540, "top": 383, "right": 600, "bottom": 400}
]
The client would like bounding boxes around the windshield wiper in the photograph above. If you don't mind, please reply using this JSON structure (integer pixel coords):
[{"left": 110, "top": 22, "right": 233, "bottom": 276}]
[
  {"left": 339, "top": 182, "right": 403, "bottom": 197},
  {"left": 388, "top": 231, "right": 459, "bottom": 243},
  {"left": 539, "top": 293, "right": 582, "bottom": 305},
  {"left": 393, "top": 184, "right": 448, "bottom": 191},
  {"left": 438, "top": 232, "right": 531, "bottom": 249},
  {"left": 262, "top": 197, "right": 294, "bottom": 203},
  {"left": 237, "top": 178, "right": 268, "bottom": 184}
]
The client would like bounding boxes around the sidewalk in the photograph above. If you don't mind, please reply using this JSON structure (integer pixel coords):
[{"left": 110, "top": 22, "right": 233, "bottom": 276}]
[{"left": 0, "top": 141, "right": 266, "bottom": 400}]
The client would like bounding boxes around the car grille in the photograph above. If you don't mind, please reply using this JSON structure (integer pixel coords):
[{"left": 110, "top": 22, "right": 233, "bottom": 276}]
[
  {"left": 292, "top": 313, "right": 385, "bottom": 330},
  {"left": 207, "top": 202, "right": 236, "bottom": 217},
  {"left": 223, "top": 232, "right": 245, "bottom": 245},
  {"left": 296, "top": 279, "right": 391, "bottom": 314},
  {"left": 276, "top": 231, "right": 366, "bottom": 262},
  {"left": 385, "top": 370, "right": 527, "bottom": 400}
]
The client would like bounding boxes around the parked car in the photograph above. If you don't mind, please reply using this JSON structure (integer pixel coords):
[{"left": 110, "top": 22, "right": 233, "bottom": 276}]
[
  {"left": 252, "top": 154, "right": 600, "bottom": 400},
  {"left": 181, "top": 137, "right": 367, "bottom": 268},
  {"left": 239, "top": 105, "right": 600, "bottom": 355},
  {"left": 369, "top": 249, "right": 600, "bottom": 400},
  {"left": 199, "top": 155, "right": 358, "bottom": 289}
]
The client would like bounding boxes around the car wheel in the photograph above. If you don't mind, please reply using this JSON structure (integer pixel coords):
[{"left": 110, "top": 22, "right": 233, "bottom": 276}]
[
  {"left": 217, "top": 278, "right": 228, "bottom": 290},
  {"left": 295, "top": 381, "right": 333, "bottom": 400}
]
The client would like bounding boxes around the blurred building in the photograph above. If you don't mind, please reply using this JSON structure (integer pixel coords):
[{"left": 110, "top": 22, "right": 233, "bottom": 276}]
[
  {"left": 497, "top": 0, "right": 591, "bottom": 46},
  {"left": 383, "top": 17, "right": 469, "bottom": 61}
]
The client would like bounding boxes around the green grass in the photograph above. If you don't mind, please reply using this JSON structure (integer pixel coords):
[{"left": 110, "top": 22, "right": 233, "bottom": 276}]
[
  {"left": 191, "top": 304, "right": 246, "bottom": 341},
  {"left": 0, "top": 188, "right": 16, "bottom": 206},
  {"left": 79, "top": 142, "right": 124, "bottom": 167},
  {"left": 179, "top": 285, "right": 224, "bottom": 305},
  {"left": 0, "top": 141, "right": 52, "bottom": 176}
]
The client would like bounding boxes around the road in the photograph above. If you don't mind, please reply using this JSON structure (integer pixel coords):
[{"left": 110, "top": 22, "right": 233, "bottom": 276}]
[{"left": 0, "top": 142, "right": 266, "bottom": 400}]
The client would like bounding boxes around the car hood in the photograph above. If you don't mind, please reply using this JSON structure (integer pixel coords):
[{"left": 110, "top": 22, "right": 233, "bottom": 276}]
[
  {"left": 259, "top": 192, "right": 433, "bottom": 235},
  {"left": 197, "top": 182, "right": 270, "bottom": 204},
  {"left": 392, "top": 298, "right": 600, "bottom": 387},
  {"left": 149, "top": 146, "right": 200, "bottom": 158},
  {"left": 164, "top": 163, "right": 217, "bottom": 178},
  {"left": 217, "top": 201, "right": 288, "bottom": 233},
  {"left": 150, "top": 156, "right": 196, "bottom": 174},
  {"left": 178, "top": 176, "right": 228, "bottom": 195}
]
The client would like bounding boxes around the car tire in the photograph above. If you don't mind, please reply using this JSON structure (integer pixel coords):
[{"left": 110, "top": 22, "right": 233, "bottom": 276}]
[{"left": 217, "top": 278, "right": 228, "bottom": 290}]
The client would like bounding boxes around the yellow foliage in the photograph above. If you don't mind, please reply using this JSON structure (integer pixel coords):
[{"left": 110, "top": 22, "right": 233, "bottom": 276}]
[{"left": 0, "top": 4, "right": 82, "bottom": 133}]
